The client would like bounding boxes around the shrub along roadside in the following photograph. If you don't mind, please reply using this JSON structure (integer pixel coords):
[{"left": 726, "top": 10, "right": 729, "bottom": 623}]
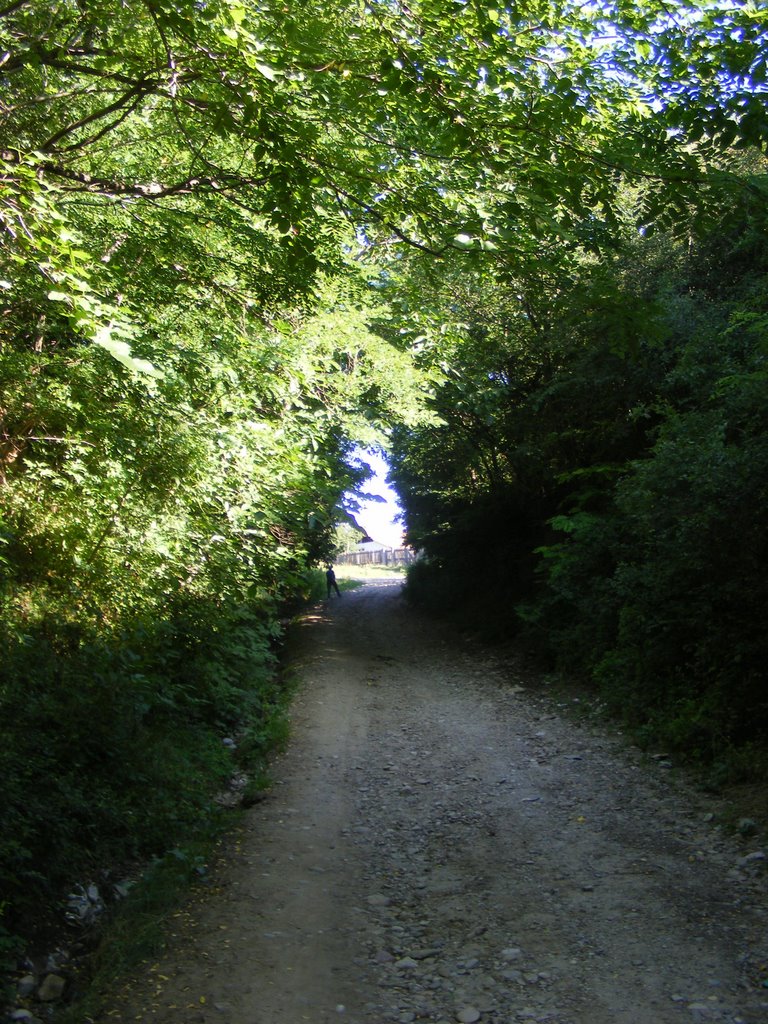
[
  {"left": 51, "top": 678, "right": 295, "bottom": 1024},
  {"left": 0, "top": 584, "right": 301, "bottom": 1016}
]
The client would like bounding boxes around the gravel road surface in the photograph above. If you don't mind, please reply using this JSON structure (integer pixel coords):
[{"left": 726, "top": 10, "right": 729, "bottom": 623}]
[{"left": 106, "top": 579, "right": 768, "bottom": 1024}]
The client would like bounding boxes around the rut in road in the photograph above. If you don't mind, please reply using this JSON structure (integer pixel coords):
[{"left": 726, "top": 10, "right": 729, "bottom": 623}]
[{"left": 107, "top": 579, "right": 768, "bottom": 1024}]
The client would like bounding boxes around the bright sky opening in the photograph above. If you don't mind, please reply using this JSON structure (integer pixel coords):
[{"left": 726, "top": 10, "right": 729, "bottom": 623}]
[{"left": 351, "top": 449, "right": 405, "bottom": 548}]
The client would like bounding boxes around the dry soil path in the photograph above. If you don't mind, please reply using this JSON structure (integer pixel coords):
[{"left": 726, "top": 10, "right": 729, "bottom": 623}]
[{"left": 107, "top": 579, "right": 768, "bottom": 1024}]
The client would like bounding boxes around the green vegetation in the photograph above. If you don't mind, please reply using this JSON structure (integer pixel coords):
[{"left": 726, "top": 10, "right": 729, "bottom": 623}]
[
  {"left": 0, "top": 0, "right": 431, "bottom": 958},
  {"left": 1, "top": 0, "right": 766, "bottom": 996},
  {"left": 54, "top": 836, "right": 229, "bottom": 1024},
  {"left": 390, "top": 172, "right": 768, "bottom": 778}
]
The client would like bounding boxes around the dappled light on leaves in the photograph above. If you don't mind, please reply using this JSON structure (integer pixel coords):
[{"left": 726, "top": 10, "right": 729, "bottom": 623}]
[{"left": 1, "top": 0, "right": 767, "bottom": 995}]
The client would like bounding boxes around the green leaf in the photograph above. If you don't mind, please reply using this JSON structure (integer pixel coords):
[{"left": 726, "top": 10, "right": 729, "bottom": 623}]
[
  {"left": 255, "top": 63, "right": 278, "bottom": 81},
  {"left": 92, "top": 329, "right": 163, "bottom": 379}
]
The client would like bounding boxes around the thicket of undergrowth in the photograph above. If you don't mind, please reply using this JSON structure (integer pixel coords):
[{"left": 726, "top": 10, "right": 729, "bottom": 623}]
[{"left": 0, "top": 595, "right": 283, "bottom": 932}]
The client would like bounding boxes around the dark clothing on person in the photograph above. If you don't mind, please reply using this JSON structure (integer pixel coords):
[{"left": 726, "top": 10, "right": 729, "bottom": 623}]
[{"left": 326, "top": 566, "right": 341, "bottom": 598}]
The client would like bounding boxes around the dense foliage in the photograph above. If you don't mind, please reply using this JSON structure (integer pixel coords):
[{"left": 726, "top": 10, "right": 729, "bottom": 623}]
[
  {"left": 0, "top": 271, "right": 421, "bottom": 937},
  {"left": 1, "top": 0, "right": 766, "bottom": 963},
  {"left": 0, "top": 0, "right": 432, "bottom": 942},
  {"left": 389, "top": 164, "right": 768, "bottom": 774}
]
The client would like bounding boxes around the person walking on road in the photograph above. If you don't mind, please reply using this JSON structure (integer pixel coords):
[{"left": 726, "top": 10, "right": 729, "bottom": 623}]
[{"left": 326, "top": 564, "right": 341, "bottom": 598}]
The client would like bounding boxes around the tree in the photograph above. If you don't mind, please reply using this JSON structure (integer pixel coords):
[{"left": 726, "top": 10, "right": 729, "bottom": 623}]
[{"left": 3, "top": 1, "right": 765, "bottom": 359}]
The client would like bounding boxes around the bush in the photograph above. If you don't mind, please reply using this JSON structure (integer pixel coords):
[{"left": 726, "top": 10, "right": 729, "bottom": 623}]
[{"left": 0, "top": 594, "right": 286, "bottom": 941}]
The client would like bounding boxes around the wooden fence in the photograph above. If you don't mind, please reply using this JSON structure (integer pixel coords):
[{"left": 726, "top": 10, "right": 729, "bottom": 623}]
[{"left": 336, "top": 547, "right": 416, "bottom": 567}]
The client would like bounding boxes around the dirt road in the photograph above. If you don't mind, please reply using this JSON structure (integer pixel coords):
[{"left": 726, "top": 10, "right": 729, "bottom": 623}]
[{"left": 107, "top": 579, "right": 768, "bottom": 1024}]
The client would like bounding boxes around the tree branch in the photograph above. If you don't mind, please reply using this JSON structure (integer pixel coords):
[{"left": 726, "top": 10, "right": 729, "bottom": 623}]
[
  {"left": 57, "top": 93, "right": 148, "bottom": 154},
  {"left": 40, "top": 82, "right": 154, "bottom": 151},
  {"left": 142, "top": 0, "right": 180, "bottom": 96},
  {"left": 0, "top": 0, "right": 30, "bottom": 18},
  {"left": 0, "top": 47, "right": 147, "bottom": 83},
  {"left": 326, "top": 181, "right": 451, "bottom": 257},
  {"left": 35, "top": 158, "right": 270, "bottom": 201}
]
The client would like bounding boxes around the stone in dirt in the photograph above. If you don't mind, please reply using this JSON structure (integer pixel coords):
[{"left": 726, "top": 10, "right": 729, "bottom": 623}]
[
  {"left": 367, "top": 893, "right": 392, "bottom": 907},
  {"left": 395, "top": 957, "right": 420, "bottom": 969},
  {"left": 456, "top": 1007, "right": 481, "bottom": 1023},
  {"left": 37, "top": 974, "right": 66, "bottom": 1001},
  {"left": 501, "top": 947, "right": 522, "bottom": 961},
  {"left": 17, "top": 975, "right": 36, "bottom": 998}
]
